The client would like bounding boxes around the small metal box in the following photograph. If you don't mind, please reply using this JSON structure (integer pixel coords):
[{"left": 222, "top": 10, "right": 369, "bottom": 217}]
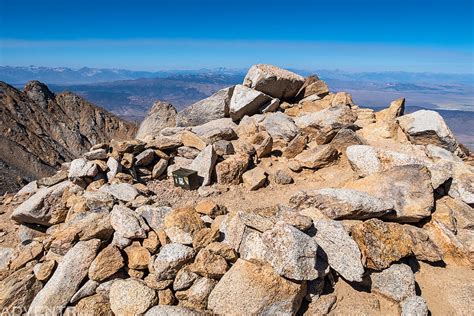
[{"left": 172, "top": 168, "right": 199, "bottom": 190}]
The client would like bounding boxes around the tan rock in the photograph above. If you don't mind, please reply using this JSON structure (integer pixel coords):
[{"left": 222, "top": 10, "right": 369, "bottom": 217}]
[
  {"left": 205, "top": 242, "right": 238, "bottom": 262},
  {"left": 181, "top": 131, "right": 207, "bottom": 150},
  {"left": 425, "top": 220, "right": 473, "bottom": 267},
  {"left": 49, "top": 210, "right": 113, "bottom": 255},
  {"left": 293, "top": 144, "right": 338, "bottom": 170},
  {"left": 128, "top": 268, "right": 145, "bottom": 278},
  {"left": 252, "top": 131, "right": 273, "bottom": 158},
  {"left": 158, "top": 288, "right": 176, "bottom": 305},
  {"left": 195, "top": 199, "right": 227, "bottom": 218},
  {"left": 351, "top": 220, "right": 406, "bottom": 269},
  {"left": 176, "top": 277, "right": 217, "bottom": 310},
  {"left": 121, "top": 152, "right": 134, "bottom": 168},
  {"left": 0, "top": 265, "right": 43, "bottom": 312},
  {"left": 331, "top": 91, "right": 354, "bottom": 107},
  {"left": 192, "top": 227, "right": 220, "bottom": 251},
  {"left": 124, "top": 242, "right": 151, "bottom": 270},
  {"left": 75, "top": 294, "right": 113, "bottom": 316},
  {"left": 242, "top": 167, "right": 267, "bottom": 190},
  {"left": 351, "top": 219, "right": 440, "bottom": 270},
  {"left": 109, "top": 279, "right": 157, "bottom": 315},
  {"left": 33, "top": 260, "right": 56, "bottom": 281},
  {"left": 144, "top": 274, "right": 173, "bottom": 290},
  {"left": 151, "top": 159, "right": 168, "bottom": 179},
  {"left": 189, "top": 249, "right": 228, "bottom": 279},
  {"left": 295, "top": 75, "right": 330, "bottom": 100},
  {"left": 164, "top": 207, "right": 206, "bottom": 245},
  {"left": 207, "top": 259, "right": 306, "bottom": 314},
  {"left": 282, "top": 133, "right": 307, "bottom": 158},
  {"left": 89, "top": 245, "right": 124, "bottom": 282},
  {"left": 216, "top": 154, "right": 249, "bottom": 185},
  {"left": 143, "top": 231, "right": 160, "bottom": 253},
  {"left": 9, "top": 240, "right": 43, "bottom": 271}
]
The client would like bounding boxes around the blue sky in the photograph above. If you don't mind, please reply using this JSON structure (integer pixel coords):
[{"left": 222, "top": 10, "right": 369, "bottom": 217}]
[{"left": 1, "top": 0, "right": 473, "bottom": 73}]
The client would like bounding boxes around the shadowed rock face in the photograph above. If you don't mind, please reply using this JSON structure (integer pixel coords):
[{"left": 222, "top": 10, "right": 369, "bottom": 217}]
[{"left": 0, "top": 80, "right": 137, "bottom": 193}]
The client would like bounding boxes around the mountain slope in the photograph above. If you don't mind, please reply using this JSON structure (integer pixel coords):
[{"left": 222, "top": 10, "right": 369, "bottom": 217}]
[{"left": 0, "top": 81, "right": 137, "bottom": 193}]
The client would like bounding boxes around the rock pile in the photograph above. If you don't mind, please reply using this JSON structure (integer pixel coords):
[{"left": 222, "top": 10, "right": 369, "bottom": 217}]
[{"left": 0, "top": 64, "right": 473, "bottom": 315}]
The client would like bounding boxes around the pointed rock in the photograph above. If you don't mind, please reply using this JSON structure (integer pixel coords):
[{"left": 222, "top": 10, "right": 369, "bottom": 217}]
[
  {"left": 176, "top": 86, "right": 234, "bottom": 127},
  {"left": 188, "top": 145, "right": 217, "bottom": 186},
  {"left": 136, "top": 101, "right": 177, "bottom": 140},
  {"left": 229, "top": 85, "right": 272, "bottom": 121}
]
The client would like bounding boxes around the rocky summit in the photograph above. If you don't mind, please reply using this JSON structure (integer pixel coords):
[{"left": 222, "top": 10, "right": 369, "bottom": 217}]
[
  {"left": 0, "top": 81, "right": 137, "bottom": 194},
  {"left": 0, "top": 64, "right": 473, "bottom": 315}
]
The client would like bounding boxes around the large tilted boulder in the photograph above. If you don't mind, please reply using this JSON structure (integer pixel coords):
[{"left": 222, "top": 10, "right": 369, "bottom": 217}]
[
  {"left": 136, "top": 101, "right": 177, "bottom": 140},
  {"left": 176, "top": 87, "right": 235, "bottom": 127},
  {"left": 207, "top": 259, "right": 306, "bottom": 314},
  {"left": 28, "top": 239, "right": 101, "bottom": 315},
  {"left": 191, "top": 118, "right": 238, "bottom": 144},
  {"left": 261, "top": 222, "right": 319, "bottom": 280},
  {"left": 313, "top": 220, "right": 365, "bottom": 282},
  {"left": 243, "top": 64, "right": 305, "bottom": 100},
  {"left": 188, "top": 145, "right": 218, "bottom": 186},
  {"left": 398, "top": 110, "right": 459, "bottom": 152}
]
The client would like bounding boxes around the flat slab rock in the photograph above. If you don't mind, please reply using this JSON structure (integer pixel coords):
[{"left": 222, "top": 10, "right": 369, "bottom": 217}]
[
  {"left": 207, "top": 259, "right": 306, "bottom": 315},
  {"left": 99, "top": 183, "right": 139, "bottom": 202},
  {"left": 11, "top": 181, "right": 72, "bottom": 226},
  {"left": 345, "top": 164, "right": 434, "bottom": 223},
  {"left": 289, "top": 188, "right": 393, "bottom": 220}
]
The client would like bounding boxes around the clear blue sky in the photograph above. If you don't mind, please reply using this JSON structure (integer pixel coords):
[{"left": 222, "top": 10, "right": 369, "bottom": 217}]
[{"left": 1, "top": 0, "right": 473, "bottom": 73}]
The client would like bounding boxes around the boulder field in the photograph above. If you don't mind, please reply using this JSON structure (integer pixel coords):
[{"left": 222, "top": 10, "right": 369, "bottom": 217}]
[{"left": 0, "top": 64, "right": 473, "bottom": 315}]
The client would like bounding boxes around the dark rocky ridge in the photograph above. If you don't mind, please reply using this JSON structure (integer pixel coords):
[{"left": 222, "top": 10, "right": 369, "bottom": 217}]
[{"left": 0, "top": 81, "right": 137, "bottom": 194}]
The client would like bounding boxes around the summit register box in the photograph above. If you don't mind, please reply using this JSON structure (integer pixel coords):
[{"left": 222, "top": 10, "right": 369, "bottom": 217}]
[{"left": 172, "top": 168, "right": 199, "bottom": 190}]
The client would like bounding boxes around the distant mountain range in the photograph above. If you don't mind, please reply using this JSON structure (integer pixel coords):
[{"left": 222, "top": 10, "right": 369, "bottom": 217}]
[
  {"left": 2, "top": 65, "right": 473, "bottom": 85},
  {"left": 0, "top": 66, "right": 247, "bottom": 85}
]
